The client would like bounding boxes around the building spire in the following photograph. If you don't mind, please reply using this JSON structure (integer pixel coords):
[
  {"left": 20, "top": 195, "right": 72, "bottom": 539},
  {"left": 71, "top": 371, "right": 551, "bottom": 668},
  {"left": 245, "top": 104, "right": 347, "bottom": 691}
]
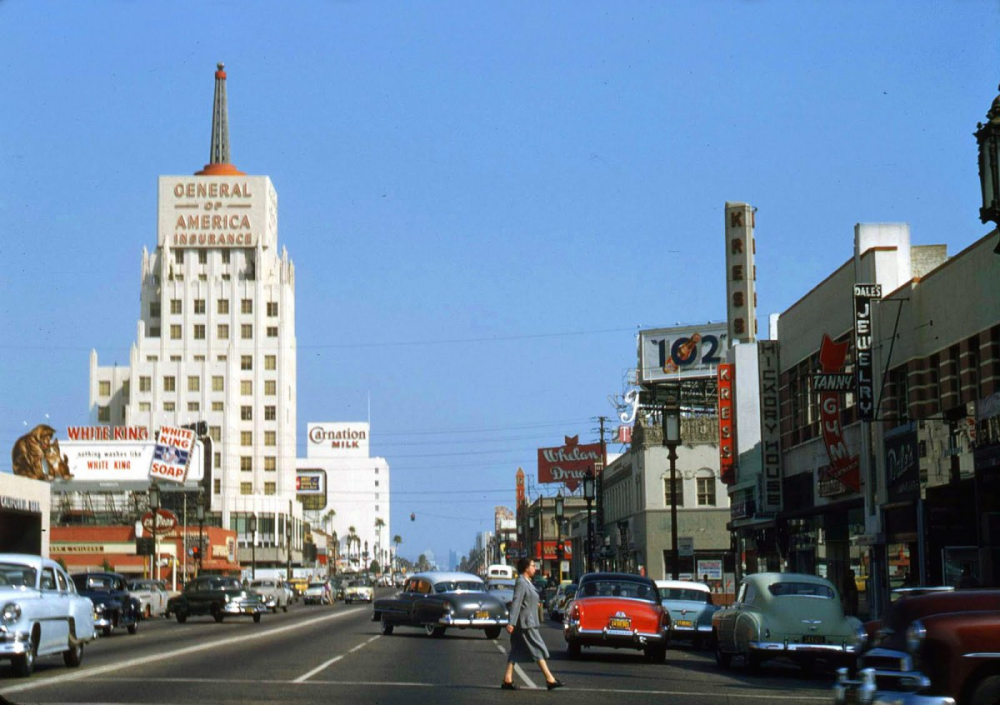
[{"left": 195, "top": 62, "right": 245, "bottom": 176}]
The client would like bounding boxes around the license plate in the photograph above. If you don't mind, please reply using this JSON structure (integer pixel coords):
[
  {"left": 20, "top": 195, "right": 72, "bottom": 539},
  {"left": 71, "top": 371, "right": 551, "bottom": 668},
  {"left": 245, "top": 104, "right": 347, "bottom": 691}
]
[
  {"left": 802, "top": 634, "right": 825, "bottom": 644},
  {"left": 608, "top": 617, "right": 631, "bottom": 631},
  {"left": 475, "top": 610, "right": 490, "bottom": 620},
  {"left": 675, "top": 620, "right": 693, "bottom": 627}
]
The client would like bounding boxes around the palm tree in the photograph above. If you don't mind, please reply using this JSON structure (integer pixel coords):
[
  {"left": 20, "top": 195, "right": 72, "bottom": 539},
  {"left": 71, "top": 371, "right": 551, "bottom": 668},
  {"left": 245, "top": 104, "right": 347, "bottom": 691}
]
[
  {"left": 374, "top": 518, "right": 386, "bottom": 578},
  {"left": 348, "top": 526, "right": 358, "bottom": 570},
  {"left": 393, "top": 534, "right": 402, "bottom": 574}
]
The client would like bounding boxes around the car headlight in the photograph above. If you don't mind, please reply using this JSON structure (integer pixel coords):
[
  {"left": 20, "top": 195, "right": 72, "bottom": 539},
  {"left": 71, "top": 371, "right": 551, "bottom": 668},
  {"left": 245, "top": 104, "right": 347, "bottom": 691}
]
[
  {"left": 2, "top": 603, "right": 22, "bottom": 623},
  {"left": 94, "top": 603, "right": 105, "bottom": 613},
  {"left": 224, "top": 594, "right": 231, "bottom": 603},
  {"left": 906, "top": 620, "right": 926, "bottom": 655}
]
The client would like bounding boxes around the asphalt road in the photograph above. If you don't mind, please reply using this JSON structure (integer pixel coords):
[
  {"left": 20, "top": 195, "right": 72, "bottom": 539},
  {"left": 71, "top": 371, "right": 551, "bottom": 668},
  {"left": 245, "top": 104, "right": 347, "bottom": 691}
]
[{"left": 0, "top": 594, "right": 837, "bottom": 705}]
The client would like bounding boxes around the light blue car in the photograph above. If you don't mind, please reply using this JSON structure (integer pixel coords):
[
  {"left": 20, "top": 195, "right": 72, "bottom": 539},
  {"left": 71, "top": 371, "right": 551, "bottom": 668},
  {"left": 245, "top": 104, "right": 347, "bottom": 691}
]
[{"left": 656, "top": 580, "right": 719, "bottom": 649}]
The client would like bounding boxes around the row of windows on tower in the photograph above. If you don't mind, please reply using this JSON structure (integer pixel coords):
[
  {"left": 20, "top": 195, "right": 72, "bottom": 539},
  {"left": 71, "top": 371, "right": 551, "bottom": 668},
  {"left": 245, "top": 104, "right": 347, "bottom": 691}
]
[
  {"left": 239, "top": 482, "right": 278, "bottom": 496},
  {"left": 148, "top": 323, "right": 280, "bottom": 340},
  {"left": 172, "top": 249, "right": 252, "bottom": 266},
  {"left": 150, "top": 299, "right": 279, "bottom": 317}
]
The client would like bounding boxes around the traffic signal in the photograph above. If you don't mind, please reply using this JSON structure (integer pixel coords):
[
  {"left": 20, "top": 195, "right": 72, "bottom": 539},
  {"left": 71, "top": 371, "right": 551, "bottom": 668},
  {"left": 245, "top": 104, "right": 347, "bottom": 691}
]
[
  {"left": 191, "top": 545, "right": 200, "bottom": 561},
  {"left": 410, "top": 513, "right": 416, "bottom": 521}
]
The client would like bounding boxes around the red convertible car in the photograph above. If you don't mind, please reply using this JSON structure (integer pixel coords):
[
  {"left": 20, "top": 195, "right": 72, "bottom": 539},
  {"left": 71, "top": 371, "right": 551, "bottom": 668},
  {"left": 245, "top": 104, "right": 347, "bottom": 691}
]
[{"left": 563, "top": 572, "right": 670, "bottom": 662}]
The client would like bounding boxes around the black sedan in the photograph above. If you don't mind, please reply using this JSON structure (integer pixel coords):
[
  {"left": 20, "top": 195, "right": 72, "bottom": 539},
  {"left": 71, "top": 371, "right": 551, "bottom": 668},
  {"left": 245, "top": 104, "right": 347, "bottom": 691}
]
[
  {"left": 166, "top": 576, "right": 266, "bottom": 623},
  {"left": 373, "top": 571, "right": 509, "bottom": 639},
  {"left": 71, "top": 572, "right": 141, "bottom": 637}
]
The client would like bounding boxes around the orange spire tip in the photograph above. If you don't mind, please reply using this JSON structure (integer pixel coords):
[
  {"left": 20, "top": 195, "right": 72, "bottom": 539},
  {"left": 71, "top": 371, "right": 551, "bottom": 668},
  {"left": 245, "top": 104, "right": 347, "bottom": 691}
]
[{"left": 215, "top": 62, "right": 226, "bottom": 80}]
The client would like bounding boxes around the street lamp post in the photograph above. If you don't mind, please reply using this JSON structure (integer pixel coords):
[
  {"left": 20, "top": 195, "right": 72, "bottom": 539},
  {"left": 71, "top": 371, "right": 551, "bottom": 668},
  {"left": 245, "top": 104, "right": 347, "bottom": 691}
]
[
  {"left": 583, "top": 469, "right": 595, "bottom": 575},
  {"left": 603, "top": 535, "right": 612, "bottom": 571},
  {"left": 331, "top": 531, "right": 338, "bottom": 575},
  {"left": 663, "top": 396, "right": 682, "bottom": 580},
  {"left": 554, "top": 492, "right": 564, "bottom": 583},
  {"left": 148, "top": 481, "right": 160, "bottom": 581},
  {"left": 285, "top": 520, "right": 293, "bottom": 582},
  {"left": 248, "top": 513, "right": 258, "bottom": 581},
  {"left": 528, "top": 514, "right": 535, "bottom": 564},
  {"left": 195, "top": 490, "right": 205, "bottom": 578}
]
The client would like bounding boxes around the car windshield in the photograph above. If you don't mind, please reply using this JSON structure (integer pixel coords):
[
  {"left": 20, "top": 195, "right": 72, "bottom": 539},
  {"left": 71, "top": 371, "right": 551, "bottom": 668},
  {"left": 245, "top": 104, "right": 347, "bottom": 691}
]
[
  {"left": 0, "top": 563, "right": 37, "bottom": 589},
  {"left": 579, "top": 579, "right": 657, "bottom": 602},
  {"left": 74, "top": 575, "right": 118, "bottom": 591},
  {"left": 660, "top": 587, "right": 712, "bottom": 603},
  {"left": 308, "top": 583, "right": 327, "bottom": 589},
  {"left": 767, "top": 582, "right": 835, "bottom": 599},
  {"left": 434, "top": 580, "right": 483, "bottom": 593},
  {"left": 205, "top": 578, "right": 241, "bottom": 591}
]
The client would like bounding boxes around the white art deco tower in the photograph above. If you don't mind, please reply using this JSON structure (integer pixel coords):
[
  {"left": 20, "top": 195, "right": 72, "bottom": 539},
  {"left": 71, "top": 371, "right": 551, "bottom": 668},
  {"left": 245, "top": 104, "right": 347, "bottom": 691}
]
[{"left": 90, "top": 64, "right": 299, "bottom": 545}]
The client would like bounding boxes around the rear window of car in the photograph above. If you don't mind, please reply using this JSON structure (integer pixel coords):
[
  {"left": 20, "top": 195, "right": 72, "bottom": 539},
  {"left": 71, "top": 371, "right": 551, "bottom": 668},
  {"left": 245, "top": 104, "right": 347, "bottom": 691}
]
[
  {"left": 767, "top": 582, "right": 835, "bottom": 599},
  {"left": 434, "top": 580, "right": 483, "bottom": 593},
  {"left": 660, "top": 587, "right": 712, "bottom": 603},
  {"left": 580, "top": 579, "right": 657, "bottom": 602}
]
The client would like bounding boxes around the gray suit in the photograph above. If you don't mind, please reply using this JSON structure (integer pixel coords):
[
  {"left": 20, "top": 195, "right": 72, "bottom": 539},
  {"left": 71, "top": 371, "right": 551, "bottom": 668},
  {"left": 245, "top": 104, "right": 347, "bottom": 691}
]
[{"left": 507, "top": 575, "right": 548, "bottom": 662}]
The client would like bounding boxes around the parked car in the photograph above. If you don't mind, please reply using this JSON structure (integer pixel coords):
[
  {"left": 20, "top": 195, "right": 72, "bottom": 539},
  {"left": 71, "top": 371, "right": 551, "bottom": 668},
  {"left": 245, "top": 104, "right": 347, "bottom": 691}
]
[
  {"left": 249, "top": 579, "right": 290, "bottom": 613},
  {"left": 287, "top": 577, "right": 309, "bottom": 598},
  {"left": 486, "top": 578, "right": 516, "bottom": 609},
  {"left": 548, "top": 583, "right": 577, "bottom": 621},
  {"left": 373, "top": 571, "right": 509, "bottom": 639},
  {"left": 127, "top": 579, "right": 170, "bottom": 619},
  {"left": 302, "top": 581, "right": 333, "bottom": 605},
  {"left": 563, "top": 572, "right": 669, "bottom": 662},
  {"left": 834, "top": 589, "right": 1000, "bottom": 705},
  {"left": 0, "top": 554, "right": 96, "bottom": 677},
  {"left": 712, "top": 572, "right": 863, "bottom": 671},
  {"left": 71, "top": 572, "right": 141, "bottom": 637},
  {"left": 166, "top": 576, "right": 266, "bottom": 623},
  {"left": 656, "top": 580, "right": 719, "bottom": 649},
  {"left": 345, "top": 578, "right": 375, "bottom": 604}
]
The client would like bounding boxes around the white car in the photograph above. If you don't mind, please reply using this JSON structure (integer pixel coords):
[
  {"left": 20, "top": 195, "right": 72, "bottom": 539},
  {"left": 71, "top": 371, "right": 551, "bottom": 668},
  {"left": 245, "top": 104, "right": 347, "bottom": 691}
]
[
  {"left": 0, "top": 554, "right": 96, "bottom": 677},
  {"left": 128, "top": 579, "right": 170, "bottom": 619},
  {"left": 344, "top": 579, "right": 374, "bottom": 603},
  {"left": 249, "top": 579, "right": 290, "bottom": 613},
  {"left": 302, "top": 581, "right": 332, "bottom": 605}
]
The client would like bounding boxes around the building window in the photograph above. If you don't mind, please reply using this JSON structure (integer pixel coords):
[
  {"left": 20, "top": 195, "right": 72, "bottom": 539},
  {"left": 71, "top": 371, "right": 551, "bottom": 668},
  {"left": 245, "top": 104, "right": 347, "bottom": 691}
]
[
  {"left": 241, "top": 456, "right": 252, "bottom": 472},
  {"left": 214, "top": 479, "right": 221, "bottom": 494},
  {"left": 240, "top": 482, "right": 252, "bottom": 495},
  {"left": 138, "top": 402, "right": 151, "bottom": 412},
  {"left": 163, "top": 376, "right": 176, "bottom": 392},
  {"left": 241, "top": 299, "right": 253, "bottom": 314},
  {"left": 99, "top": 381, "right": 111, "bottom": 397},
  {"left": 97, "top": 406, "right": 111, "bottom": 422},
  {"left": 217, "top": 324, "right": 229, "bottom": 340},
  {"left": 170, "top": 355, "right": 181, "bottom": 362},
  {"left": 241, "top": 405, "right": 253, "bottom": 421},
  {"left": 213, "top": 452, "right": 221, "bottom": 468},
  {"left": 150, "top": 301, "right": 161, "bottom": 318},
  {"left": 241, "top": 380, "right": 253, "bottom": 396},
  {"left": 241, "top": 324, "right": 253, "bottom": 340},
  {"left": 170, "top": 324, "right": 182, "bottom": 340},
  {"left": 264, "top": 355, "right": 276, "bottom": 370},
  {"left": 163, "top": 401, "right": 176, "bottom": 411},
  {"left": 218, "top": 299, "right": 230, "bottom": 315},
  {"left": 264, "top": 405, "right": 276, "bottom": 421},
  {"left": 174, "top": 250, "right": 184, "bottom": 265},
  {"left": 188, "top": 376, "right": 200, "bottom": 392},
  {"left": 122, "top": 380, "right": 130, "bottom": 400},
  {"left": 187, "top": 401, "right": 200, "bottom": 412},
  {"left": 212, "top": 376, "right": 224, "bottom": 392},
  {"left": 194, "top": 355, "right": 206, "bottom": 362},
  {"left": 664, "top": 479, "right": 683, "bottom": 507},
  {"left": 198, "top": 250, "right": 207, "bottom": 265},
  {"left": 265, "top": 431, "right": 276, "bottom": 446},
  {"left": 267, "top": 326, "right": 278, "bottom": 338},
  {"left": 265, "top": 380, "right": 276, "bottom": 396},
  {"left": 139, "top": 376, "right": 151, "bottom": 391},
  {"left": 222, "top": 250, "right": 231, "bottom": 265},
  {"left": 267, "top": 302, "right": 278, "bottom": 317},
  {"left": 375, "top": 480, "right": 379, "bottom": 487},
  {"left": 241, "top": 355, "right": 253, "bottom": 371},
  {"left": 217, "top": 355, "right": 227, "bottom": 362},
  {"left": 264, "top": 456, "right": 276, "bottom": 472},
  {"left": 209, "top": 426, "right": 221, "bottom": 442},
  {"left": 241, "top": 431, "right": 253, "bottom": 446},
  {"left": 170, "top": 299, "right": 182, "bottom": 314},
  {"left": 697, "top": 477, "right": 716, "bottom": 506},
  {"left": 193, "top": 323, "right": 206, "bottom": 340},
  {"left": 146, "top": 355, "right": 158, "bottom": 362},
  {"left": 212, "top": 401, "right": 224, "bottom": 412},
  {"left": 264, "top": 482, "right": 276, "bottom": 496},
  {"left": 194, "top": 299, "right": 206, "bottom": 314},
  {"left": 149, "top": 326, "right": 161, "bottom": 338}
]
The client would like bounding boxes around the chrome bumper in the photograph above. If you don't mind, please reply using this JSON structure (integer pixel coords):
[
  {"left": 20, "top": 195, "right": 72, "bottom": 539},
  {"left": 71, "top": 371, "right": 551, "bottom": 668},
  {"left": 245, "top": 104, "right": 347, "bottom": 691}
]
[
  {"left": 671, "top": 623, "right": 712, "bottom": 634},
  {"left": 223, "top": 602, "right": 265, "bottom": 615},
  {"left": 439, "top": 615, "right": 508, "bottom": 627},
  {"left": 834, "top": 667, "right": 955, "bottom": 705},
  {"left": 0, "top": 628, "right": 31, "bottom": 656},
  {"left": 750, "top": 639, "right": 858, "bottom": 654},
  {"left": 565, "top": 622, "right": 667, "bottom": 644}
]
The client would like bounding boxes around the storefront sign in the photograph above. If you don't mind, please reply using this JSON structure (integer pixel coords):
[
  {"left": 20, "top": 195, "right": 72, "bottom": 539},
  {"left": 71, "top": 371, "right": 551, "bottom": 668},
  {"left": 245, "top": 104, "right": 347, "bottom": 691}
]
[
  {"left": 730, "top": 498, "right": 756, "bottom": 520},
  {"left": 885, "top": 422, "right": 920, "bottom": 502},
  {"left": 306, "top": 422, "right": 370, "bottom": 459},
  {"left": 141, "top": 508, "right": 180, "bottom": 536},
  {"left": 150, "top": 426, "right": 195, "bottom": 484},
  {"left": 296, "top": 469, "right": 326, "bottom": 496},
  {"left": 725, "top": 202, "right": 758, "bottom": 344},
  {"left": 60, "top": 440, "right": 204, "bottom": 488},
  {"left": 533, "top": 540, "right": 572, "bottom": 561},
  {"left": 853, "top": 284, "right": 881, "bottom": 422},
  {"left": 618, "top": 425, "right": 632, "bottom": 444},
  {"left": 758, "top": 342, "right": 782, "bottom": 513},
  {"left": 51, "top": 544, "right": 105, "bottom": 554},
  {"left": 718, "top": 364, "right": 735, "bottom": 484},
  {"left": 537, "top": 436, "right": 601, "bottom": 492},
  {"left": 66, "top": 426, "right": 149, "bottom": 441},
  {"left": 0, "top": 495, "right": 42, "bottom": 513},
  {"left": 818, "top": 334, "right": 861, "bottom": 493},
  {"left": 678, "top": 536, "right": 694, "bottom": 557},
  {"left": 697, "top": 559, "right": 723, "bottom": 581},
  {"left": 637, "top": 323, "right": 728, "bottom": 383}
]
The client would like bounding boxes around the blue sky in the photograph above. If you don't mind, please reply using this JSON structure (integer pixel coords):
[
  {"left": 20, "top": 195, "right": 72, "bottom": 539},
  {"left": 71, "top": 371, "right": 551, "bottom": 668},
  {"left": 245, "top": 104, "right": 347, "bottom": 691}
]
[{"left": 1, "top": 1, "right": 998, "bottom": 564}]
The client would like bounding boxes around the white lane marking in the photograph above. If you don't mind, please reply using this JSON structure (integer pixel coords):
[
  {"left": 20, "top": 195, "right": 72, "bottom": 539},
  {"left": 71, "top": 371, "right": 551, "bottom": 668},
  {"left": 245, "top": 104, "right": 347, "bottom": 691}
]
[
  {"left": 0, "top": 606, "right": 368, "bottom": 696},
  {"left": 492, "top": 639, "right": 539, "bottom": 689},
  {"left": 293, "top": 634, "right": 380, "bottom": 683}
]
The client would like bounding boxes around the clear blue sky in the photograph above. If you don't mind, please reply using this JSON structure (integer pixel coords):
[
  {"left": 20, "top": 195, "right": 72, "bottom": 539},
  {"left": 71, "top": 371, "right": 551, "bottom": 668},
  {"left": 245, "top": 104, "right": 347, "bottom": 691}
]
[{"left": 2, "top": 1, "right": 998, "bottom": 565}]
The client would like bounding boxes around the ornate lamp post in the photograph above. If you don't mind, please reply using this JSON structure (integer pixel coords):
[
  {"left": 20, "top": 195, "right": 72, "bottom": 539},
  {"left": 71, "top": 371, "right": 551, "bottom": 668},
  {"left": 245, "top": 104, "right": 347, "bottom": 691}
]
[
  {"left": 663, "top": 396, "right": 682, "bottom": 580},
  {"left": 148, "top": 481, "right": 160, "bottom": 581},
  {"left": 285, "top": 520, "right": 293, "bottom": 582},
  {"left": 975, "top": 83, "right": 1000, "bottom": 253},
  {"left": 195, "top": 490, "right": 205, "bottom": 578},
  {"left": 331, "top": 531, "right": 338, "bottom": 575},
  {"left": 554, "top": 492, "right": 565, "bottom": 583},
  {"left": 583, "top": 470, "right": 595, "bottom": 574},
  {"left": 248, "top": 513, "right": 258, "bottom": 580}
]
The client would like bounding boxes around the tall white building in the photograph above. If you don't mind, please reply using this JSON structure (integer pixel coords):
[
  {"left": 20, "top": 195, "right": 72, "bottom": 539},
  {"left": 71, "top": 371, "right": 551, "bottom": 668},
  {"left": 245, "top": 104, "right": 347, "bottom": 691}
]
[
  {"left": 297, "top": 423, "right": 391, "bottom": 573},
  {"left": 90, "top": 64, "right": 301, "bottom": 550}
]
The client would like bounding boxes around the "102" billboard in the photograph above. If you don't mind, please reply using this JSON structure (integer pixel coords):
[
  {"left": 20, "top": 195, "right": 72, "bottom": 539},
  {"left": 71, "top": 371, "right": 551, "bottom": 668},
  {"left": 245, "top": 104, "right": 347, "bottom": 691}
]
[{"left": 637, "top": 323, "right": 729, "bottom": 383}]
